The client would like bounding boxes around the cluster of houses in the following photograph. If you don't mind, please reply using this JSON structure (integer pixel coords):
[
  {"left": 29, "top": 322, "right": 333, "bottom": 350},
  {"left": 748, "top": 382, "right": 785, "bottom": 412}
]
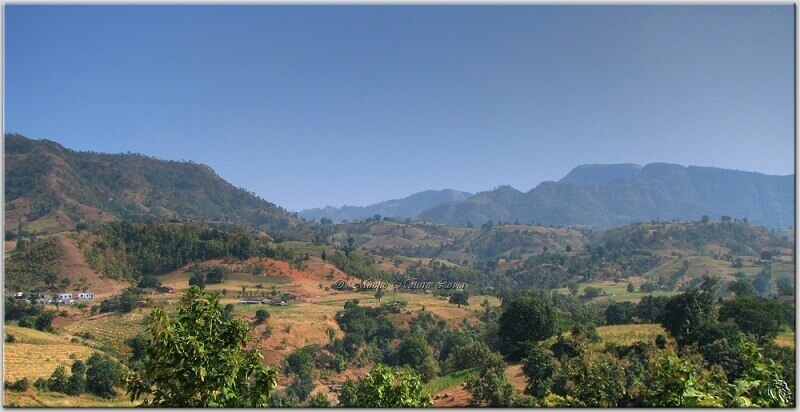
[
  {"left": 5, "top": 291, "right": 94, "bottom": 305},
  {"left": 239, "top": 292, "right": 296, "bottom": 306}
]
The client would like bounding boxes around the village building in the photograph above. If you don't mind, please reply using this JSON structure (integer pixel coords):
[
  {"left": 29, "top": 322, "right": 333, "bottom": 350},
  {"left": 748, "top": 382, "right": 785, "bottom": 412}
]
[{"left": 56, "top": 293, "right": 74, "bottom": 304}]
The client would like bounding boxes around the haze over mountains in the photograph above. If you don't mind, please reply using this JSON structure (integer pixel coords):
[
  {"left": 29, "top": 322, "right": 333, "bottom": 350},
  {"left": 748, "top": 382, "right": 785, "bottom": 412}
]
[
  {"left": 299, "top": 189, "right": 473, "bottom": 222},
  {"left": 5, "top": 134, "right": 795, "bottom": 236},
  {"left": 419, "top": 163, "right": 794, "bottom": 229},
  {"left": 305, "top": 163, "right": 794, "bottom": 229}
]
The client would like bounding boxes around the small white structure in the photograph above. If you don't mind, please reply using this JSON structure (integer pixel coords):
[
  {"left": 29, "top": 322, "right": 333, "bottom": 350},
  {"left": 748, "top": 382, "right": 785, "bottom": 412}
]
[
  {"left": 77, "top": 292, "right": 94, "bottom": 300},
  {"left": 56, "top": 293, "right": 74, "bottom": 304}
]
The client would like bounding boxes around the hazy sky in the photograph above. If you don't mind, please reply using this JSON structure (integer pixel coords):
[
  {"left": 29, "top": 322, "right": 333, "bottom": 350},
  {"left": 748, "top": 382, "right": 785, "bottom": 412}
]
[{"left": 5, "top": 5, "right": 795, "bottom": 211}]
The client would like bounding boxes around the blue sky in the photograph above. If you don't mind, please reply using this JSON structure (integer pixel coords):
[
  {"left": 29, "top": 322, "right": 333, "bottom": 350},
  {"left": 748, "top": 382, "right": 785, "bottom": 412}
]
[{"left": 5, "top": 5, "right": 794, "bottom": 211}]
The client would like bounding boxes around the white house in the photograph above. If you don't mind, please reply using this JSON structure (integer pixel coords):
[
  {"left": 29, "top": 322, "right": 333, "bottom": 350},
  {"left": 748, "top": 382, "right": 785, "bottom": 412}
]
[
  {"left": 77, "top": 292, "right": 94, "bottom": 300},
  {"left": 56, "top": 293, "right": 74, "bottom": 304}
]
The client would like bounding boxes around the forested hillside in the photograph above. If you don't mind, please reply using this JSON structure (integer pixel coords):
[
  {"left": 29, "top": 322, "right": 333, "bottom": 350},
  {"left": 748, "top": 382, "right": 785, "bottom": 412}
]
[{"left": 4, "top": 134, "right": 310, "bottom": 239}]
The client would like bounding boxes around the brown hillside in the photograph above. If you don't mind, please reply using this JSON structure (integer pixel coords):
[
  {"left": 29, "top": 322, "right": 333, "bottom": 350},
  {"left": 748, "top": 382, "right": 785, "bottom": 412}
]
[{"left": 54, "top": 234, "right": 129, "bottom": 297}]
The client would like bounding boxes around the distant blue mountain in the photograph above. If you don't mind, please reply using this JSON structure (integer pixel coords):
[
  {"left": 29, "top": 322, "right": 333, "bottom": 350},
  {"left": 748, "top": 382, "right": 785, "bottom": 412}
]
[
  {"left": 299, "top": 189, "right": 473, "bottom": 222},
  {"left": 419, "top": 163, "right": 794, "bottom": 229}
]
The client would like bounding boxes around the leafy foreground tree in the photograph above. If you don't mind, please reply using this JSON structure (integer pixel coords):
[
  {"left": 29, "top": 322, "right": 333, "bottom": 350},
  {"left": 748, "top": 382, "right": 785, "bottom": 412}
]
[
  {"left": 338, "top": 364, "right": 432, "bottom": 407},
  {"left": 126, "top": 287, "right": 277, "bottom": 406}
]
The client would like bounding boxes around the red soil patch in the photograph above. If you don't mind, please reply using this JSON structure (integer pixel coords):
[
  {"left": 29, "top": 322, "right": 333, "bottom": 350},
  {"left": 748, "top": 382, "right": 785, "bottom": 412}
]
[{"left": 433, "top": 383, "right": 471, "bottom": 407}]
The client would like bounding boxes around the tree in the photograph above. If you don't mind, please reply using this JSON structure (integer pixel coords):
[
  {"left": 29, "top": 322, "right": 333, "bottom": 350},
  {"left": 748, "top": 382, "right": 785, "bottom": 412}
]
[
  {"left": 636, "top": 295, "right": 668, "bottom": 323},
  {"left": 582, "top": 286, "right": 604, "bottom": 299},
  {"left": 567, "top": 283, "right": 579, "bottom": 295},
  {"left": 391, "top": 334, "right": 438, "bottom": 381},
  {"left": 561, "top": 351, "right": 626, "bottom": 407},
  {"left": 126, "top": 287, "right": 278, "bottom": 407},
  {"left": 701, "top": 215, "right": 711, "bottom": 224},
  {"left": 604, "top": 301, "right": 635, "bottom": 325},
  {"left": 728, "top": 279, "right": 756, "bottom": 297},
  {"left": 204, "top": 266, "right": 230, "bottom": 284},
  {"left": 125, "top": 335, "right": 148, "bottom": 363},
  {"left": 522, "top": 344, "right": 557, "bottom": 398},
  {"left": 661, "top": 280, "right": 717, "bottom": 343},
  {"left": 776, "top": 277, "right": 794, "bottom": 296},
  {"left": 34, "top": 311, "right": 54, "bottom": 332},
  {"left": 449, "top": 291, "right": 469, "bottom": 308},
  {"left": 337, "top": 364, "right": 431, "bottom": 407},
  {"left": 58, "top": 277, "right": 71, "bottom": 292},
  {"left": 498, "top": 296, "right": 557, "bottom": 360},
  {"left": 752, "top": 270, "right": 772, "bottom": 295},
  {"left": 374, "top": 289, "right": 385, "bottom": 302},
  {"left": 288, "top": 372, "right": 314, "bottom": 402},
  {"left": 285, "top": 345, "right": 316, "bottom": 377},
  {"left": 47, "top": 365, "right": 69, "bottom": 392},
  {"left": 255, "top": 308, "right": 270, "bottom": 324},
  {"left": 639, "top": 350, "right": 725, "bottom": 407},
  {"left": 465, "top": 351, "right": 515, "bottom": 406},
  {"left": 65, "top": 360, "right": 86, "bottom": 395},
  {"left": 43, "top": 272, "right": 58, "bottom": 290},
  {"left": 188, "top": 273, "right": 206, "bottom": 290},
  {"left": 306, "top": 392, "right": 331, "bottom": 407},
  {"left": 444, "top": 341, "right": 493, "bottom": 374},
  {"left": 627, "top": 283, "right": 635, "bottom": 293},
  {"left": 118, "top": 287, "right": 141, "bottom": 313},
  {"left": 137, "top": 275, "right": 162, "bottom": 289},
  {"left": 86, "top": 354, "right": 121, "bottom": 398},
  {"left": 719, "top": 296, "right": 785, "bottom": 341}
]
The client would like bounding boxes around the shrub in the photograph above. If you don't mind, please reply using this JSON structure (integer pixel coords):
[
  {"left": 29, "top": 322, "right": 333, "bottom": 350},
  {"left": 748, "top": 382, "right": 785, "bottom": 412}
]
[
  {"left": 6, "top": 378, "right": 29, "bottom": 392},
  {"left": 337, "top": 364, "right": 431, "bottom": 407},
  {"left": 255, "top": 308, "right": 270, "bottom": 324},
  {"left": 86, "top": 354, "right": 121, "bottom": 398}
]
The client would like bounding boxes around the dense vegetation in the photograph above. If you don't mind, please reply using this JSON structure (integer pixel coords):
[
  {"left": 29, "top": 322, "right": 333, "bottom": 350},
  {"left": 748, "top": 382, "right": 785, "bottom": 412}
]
[
  {"left": 78, "top": 221, "right": 295, "bottom": 280},
  {"left": 3, "top": 138, "right": 795, "bottom": 408},
  {"left": 5, "top": 134, "right": 308, "bottom": 238},
  {"left": 5, "top": 237, "right": 61, "bottom": 291}
]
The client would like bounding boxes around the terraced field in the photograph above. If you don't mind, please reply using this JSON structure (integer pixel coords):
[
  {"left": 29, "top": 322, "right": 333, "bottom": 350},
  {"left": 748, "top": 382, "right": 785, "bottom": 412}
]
[
  {"left": 61, "top": 310, "right": 148, "bottom": 357},
  {"left": 3, "top": 326, "right": 95, "bottom": 381}
]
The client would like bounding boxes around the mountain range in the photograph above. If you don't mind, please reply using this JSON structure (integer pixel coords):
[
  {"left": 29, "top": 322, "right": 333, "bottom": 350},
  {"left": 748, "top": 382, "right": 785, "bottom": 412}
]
[
  {"left": 5, "top": 134, "right": 795, "bottom": 235},
  {"left": 419, "top": 163, "right": 794, "bottom": 229},
  {"left": 298, "top": 189, "right": 473, "bottom": 222}
]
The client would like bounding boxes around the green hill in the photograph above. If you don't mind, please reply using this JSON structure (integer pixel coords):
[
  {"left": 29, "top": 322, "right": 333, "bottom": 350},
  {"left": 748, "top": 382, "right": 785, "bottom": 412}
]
[{"left": 5, "top": 134, "right": 310, "bottom": 239}]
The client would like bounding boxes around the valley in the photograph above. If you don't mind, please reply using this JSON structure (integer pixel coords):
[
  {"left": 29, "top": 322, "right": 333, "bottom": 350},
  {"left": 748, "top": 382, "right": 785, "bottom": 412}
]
[{"left": 3, "top": 135, "right": 796, "bottom": 408}]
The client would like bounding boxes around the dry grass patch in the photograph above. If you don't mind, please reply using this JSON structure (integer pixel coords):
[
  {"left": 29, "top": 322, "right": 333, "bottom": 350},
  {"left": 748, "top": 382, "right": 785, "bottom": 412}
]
[
  {"left": 4, "top": 389, "right": 136, "bottom": 407},
  {"left": 3, "top": 326, "right": 94, "bottom": 381},
  {"left": 775, "top": 331, "right": 795, "bottom": 348},
  {"left": 597, "top": 323, "right": 668, "bottom": 346}
]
